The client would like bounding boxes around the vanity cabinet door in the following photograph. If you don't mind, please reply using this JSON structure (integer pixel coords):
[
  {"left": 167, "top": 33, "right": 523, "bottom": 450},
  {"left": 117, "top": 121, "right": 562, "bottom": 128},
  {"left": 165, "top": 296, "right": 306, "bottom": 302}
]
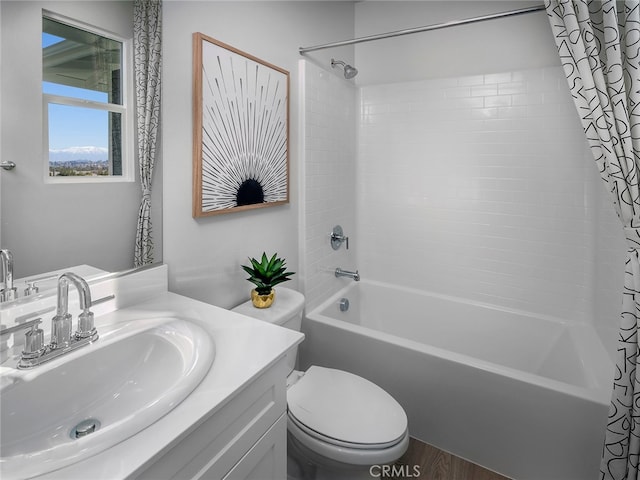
[
  {"left": 134, "top": 359, "right": 287, "bottom": 480},
  {"left": 221, "top": 414, "right": 286, "bottom": 480}
]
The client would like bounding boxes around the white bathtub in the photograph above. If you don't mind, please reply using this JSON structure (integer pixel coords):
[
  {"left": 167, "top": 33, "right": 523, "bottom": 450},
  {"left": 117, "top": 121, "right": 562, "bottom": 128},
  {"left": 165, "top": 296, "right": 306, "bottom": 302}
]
[{"left": 299, "top": 280, "right": 614, "bottom": 480}]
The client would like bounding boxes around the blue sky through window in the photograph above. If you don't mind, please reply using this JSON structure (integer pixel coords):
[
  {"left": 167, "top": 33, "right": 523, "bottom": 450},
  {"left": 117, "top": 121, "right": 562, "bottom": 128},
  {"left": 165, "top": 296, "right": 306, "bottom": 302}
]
[
  {"left": 47, "top": 103, "right": 109, "bottom": 153},
  {"left": 43, "top": 32, "right": 63, "bottom": 48},
  {"left": 43, "top": 32, "right": 110, "bottom": 155}
]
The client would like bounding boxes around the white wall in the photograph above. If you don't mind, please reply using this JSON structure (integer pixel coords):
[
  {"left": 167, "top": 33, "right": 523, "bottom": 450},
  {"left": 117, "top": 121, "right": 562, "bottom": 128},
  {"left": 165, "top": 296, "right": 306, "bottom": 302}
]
[
  {"left": 0, "top": 1, "right": 160, "bottom": 278},
  {"left": 297, "top": 2, "right": 624, "bottom": 350},
  {"left": 357, "top": 67, "right": 624, "bottom": 324},
  {"left": 299, "top": 60, "right": 357, "bottom": 311},
  {"left": 349, "top": 1, "right": 625, "bottom": 338},
  {"left": 354, "top": 1, "right": 558, "bottom": 85},
  {"left": 162, "top": 1, "right": 355, "bottom": 308}
]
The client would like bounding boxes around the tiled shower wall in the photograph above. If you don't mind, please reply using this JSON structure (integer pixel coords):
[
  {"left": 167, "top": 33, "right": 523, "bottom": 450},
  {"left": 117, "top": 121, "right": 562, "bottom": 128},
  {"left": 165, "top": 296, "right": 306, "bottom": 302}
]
[
  {"left": 300, "top": 61, "right": 357, "bottom": 310},
  {"left": 357, "top": 66, "right": 625, "bottom": 328}
]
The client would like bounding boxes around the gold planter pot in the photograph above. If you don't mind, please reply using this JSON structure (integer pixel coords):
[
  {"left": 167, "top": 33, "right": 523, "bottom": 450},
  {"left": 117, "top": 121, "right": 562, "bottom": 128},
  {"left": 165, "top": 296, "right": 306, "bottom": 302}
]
[{"left": 251, "top": 288, "right": 275, "bottom": 308}]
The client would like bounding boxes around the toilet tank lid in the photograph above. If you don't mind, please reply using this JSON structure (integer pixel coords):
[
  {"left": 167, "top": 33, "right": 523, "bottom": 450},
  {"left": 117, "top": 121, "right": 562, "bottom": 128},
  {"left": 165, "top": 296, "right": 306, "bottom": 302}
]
[{"left": 231, "top": 287, "right": 305, "bottom": 325}]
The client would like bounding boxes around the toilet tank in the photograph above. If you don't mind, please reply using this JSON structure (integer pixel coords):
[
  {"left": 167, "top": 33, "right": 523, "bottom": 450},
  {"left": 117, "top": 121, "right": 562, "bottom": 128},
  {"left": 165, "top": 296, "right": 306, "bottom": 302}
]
[{"left": 231, "top": 287, "right": 305, "bottom": 373}]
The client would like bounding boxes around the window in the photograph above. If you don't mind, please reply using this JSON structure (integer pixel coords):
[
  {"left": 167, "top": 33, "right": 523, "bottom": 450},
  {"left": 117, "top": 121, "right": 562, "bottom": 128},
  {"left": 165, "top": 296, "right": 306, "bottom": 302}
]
[{"left": 43, "top": 14, "right": 132, "bottom": 182}]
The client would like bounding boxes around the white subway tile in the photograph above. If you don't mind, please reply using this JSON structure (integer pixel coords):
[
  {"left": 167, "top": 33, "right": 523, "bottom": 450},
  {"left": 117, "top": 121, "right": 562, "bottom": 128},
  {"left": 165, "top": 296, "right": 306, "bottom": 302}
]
[
  {"left": 471, "top": 84, "right": 498, "bottom": 97},
  {"left": 484, "top": 72, "right": 513, "bottom": 85},
  {"left": 303, "top": 62, "right": 623, "bottom": 327},
  {"left": 353, "top": 66, "right": 622, "bottom": 324}
]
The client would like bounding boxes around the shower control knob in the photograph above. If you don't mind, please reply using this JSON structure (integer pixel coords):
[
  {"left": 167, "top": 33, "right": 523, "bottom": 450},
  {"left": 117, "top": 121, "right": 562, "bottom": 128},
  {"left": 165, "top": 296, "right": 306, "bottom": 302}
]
[{"left": 330, "top": 225, "right": 349, "bottom": 250}]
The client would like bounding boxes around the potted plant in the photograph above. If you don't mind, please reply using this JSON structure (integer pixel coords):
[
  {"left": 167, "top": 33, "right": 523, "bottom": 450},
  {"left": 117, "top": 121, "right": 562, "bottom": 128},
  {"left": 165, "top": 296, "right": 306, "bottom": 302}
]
[{"left": 241, "top": 252, "right": 295, "bottom": 308}]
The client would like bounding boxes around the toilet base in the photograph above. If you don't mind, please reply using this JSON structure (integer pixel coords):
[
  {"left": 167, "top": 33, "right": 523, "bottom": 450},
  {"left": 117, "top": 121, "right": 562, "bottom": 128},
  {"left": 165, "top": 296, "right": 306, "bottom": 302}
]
[{"left": 287, "top": 431, "right": 387, "bottom": 480}]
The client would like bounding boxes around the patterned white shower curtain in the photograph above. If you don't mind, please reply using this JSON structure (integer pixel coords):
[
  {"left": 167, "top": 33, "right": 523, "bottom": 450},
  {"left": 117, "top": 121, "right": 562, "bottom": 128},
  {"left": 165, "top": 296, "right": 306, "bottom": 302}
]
[
  {"left": 133, "top": 0, "right": 162, "bottom": 267},
  {"left": 545, "top": 1, "right": 640, "bottom": 478}
]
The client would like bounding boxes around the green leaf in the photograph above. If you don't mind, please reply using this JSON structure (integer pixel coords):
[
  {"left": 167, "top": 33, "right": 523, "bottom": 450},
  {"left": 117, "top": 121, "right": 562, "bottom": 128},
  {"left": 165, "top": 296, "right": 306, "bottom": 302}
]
[{"left": 241, "top": 252, "right": 295, "bottom": 290}]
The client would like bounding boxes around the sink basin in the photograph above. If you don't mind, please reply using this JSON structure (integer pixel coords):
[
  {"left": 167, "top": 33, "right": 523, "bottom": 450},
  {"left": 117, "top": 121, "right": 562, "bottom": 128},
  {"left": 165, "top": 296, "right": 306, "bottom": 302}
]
[{"left": 0, "top": 316, "right": 215, "bottom": 479}]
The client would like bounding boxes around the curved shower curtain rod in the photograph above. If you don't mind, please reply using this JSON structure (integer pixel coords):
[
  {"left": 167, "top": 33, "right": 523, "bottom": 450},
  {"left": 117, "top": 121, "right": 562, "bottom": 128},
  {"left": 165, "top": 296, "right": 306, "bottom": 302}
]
[{"left": 298, "top": 4, "right": 546, "bottom": 54}]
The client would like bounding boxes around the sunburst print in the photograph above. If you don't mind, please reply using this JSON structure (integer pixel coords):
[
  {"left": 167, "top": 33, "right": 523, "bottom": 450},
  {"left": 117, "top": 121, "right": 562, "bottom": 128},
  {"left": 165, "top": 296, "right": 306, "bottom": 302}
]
[{"left": 193, "top": 34, "right": 289, "bottom": 216}]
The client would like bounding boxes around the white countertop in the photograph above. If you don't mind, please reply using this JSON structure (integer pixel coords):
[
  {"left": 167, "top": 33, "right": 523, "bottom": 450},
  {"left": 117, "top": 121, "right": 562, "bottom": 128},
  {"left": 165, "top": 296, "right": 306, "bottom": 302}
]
[{"left": 2, "top": 284, "right": 302, "bottom": 479}]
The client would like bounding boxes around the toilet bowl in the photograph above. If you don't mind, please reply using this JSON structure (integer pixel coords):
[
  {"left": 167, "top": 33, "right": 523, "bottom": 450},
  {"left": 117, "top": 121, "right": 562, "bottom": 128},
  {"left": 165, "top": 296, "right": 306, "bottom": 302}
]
[{"left": 232, "top": 287, "right": 409, "bottom": 480}]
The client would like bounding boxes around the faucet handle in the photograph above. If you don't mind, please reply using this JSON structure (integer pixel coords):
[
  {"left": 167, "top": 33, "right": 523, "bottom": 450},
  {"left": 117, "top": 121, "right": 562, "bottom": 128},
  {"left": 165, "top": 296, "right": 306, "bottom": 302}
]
[
  {"left": 75, "top": 311, "right": 97, "bottom": 340},
  {"left": 24, "top": 281, "right": 39, "bottom": 296},
  {"left": 330, "top": 225, "right": 350, "bottom": 250},
  {"left": 23, "top": 319, "right": 45, "bottom": 359},
  {"left": 0, "top": 287, "right": 17, "bottom": 302}
]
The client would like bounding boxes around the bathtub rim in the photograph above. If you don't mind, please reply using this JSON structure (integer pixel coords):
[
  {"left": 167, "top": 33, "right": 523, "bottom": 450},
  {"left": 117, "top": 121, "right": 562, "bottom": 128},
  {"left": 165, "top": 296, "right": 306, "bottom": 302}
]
[{"left": 305, "top": 279, "right": 613, "bottom": 406}]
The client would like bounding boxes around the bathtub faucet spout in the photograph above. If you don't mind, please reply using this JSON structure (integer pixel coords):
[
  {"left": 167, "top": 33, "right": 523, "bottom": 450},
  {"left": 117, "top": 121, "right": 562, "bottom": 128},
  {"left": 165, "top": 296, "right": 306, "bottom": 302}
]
[{"left": 335, "top": 268, "right": 360, "bottom": 282}]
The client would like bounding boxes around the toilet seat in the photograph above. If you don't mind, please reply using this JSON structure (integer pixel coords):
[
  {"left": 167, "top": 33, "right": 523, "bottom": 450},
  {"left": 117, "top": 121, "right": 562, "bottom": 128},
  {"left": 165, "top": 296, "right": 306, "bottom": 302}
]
[
  {"left": 287, "top": 412, "right": 410, "bottom": 467},
  {"left": 287, "top": 366, "right": 408, "bottom": 447},
  {"left": 288, "top": 411, "right": 405, "bottom": 450}
]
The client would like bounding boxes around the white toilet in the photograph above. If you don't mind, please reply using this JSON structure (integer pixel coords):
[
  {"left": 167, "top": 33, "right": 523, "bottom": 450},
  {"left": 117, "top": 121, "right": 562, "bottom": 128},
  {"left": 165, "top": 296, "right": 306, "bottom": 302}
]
[{"left": 232, "top": 287, "right": 409, "bottom": 480}]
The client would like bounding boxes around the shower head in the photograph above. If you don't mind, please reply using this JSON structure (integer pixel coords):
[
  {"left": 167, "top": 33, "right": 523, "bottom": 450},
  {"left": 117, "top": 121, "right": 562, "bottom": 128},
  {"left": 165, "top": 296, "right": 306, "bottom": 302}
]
[
  {"left": 343, "top": 64, "right": 358, "bottom": 79},
  {"left": 331, "top": 58, "right": 358, "bottom": 79}
]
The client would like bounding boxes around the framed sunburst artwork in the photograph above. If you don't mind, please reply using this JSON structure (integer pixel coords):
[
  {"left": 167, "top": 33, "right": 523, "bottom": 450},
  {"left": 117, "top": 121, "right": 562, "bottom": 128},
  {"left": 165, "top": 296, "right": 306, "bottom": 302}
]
[{"left": 193, "top": 33, "right": 289, "bottom": 217}]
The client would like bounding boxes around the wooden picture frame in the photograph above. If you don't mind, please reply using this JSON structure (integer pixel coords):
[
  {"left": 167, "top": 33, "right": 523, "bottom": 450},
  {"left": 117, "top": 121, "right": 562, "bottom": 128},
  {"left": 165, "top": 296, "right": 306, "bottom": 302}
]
[{"left": 193, "top": 32, "right": 290, "bottom": 217}]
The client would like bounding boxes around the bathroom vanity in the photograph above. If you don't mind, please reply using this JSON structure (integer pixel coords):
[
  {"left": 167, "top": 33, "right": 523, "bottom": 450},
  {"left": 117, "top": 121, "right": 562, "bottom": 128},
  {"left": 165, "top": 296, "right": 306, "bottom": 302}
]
[{"left": 0, "top": 264, "right": 303, "bottom": 479}]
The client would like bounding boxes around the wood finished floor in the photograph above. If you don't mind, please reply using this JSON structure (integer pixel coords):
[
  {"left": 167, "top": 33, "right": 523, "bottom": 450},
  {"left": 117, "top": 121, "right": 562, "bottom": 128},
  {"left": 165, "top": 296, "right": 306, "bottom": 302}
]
[{"left": 393, "top": 438, "right": 511, "bottom": 480}]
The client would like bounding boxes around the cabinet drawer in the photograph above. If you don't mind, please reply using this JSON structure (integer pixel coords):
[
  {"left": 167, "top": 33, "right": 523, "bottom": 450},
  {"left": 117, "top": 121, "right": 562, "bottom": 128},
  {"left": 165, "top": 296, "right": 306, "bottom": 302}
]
[
  {"left": 221, "top": 414, "right": 286, "bottom": 480},
  {"left": 135, "top": 358, "right": 287, "bottom": 480}
]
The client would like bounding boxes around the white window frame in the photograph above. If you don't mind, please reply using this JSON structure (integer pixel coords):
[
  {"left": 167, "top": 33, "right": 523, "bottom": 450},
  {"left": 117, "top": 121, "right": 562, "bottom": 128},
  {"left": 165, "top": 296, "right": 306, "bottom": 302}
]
[{"left": 42, "top": 11, "right": 134, "bottom": 184}]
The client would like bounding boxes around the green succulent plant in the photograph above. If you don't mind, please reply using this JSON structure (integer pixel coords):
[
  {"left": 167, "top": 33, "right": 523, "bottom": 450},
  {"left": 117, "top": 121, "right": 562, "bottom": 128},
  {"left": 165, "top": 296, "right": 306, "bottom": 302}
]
[{"left": 242, "top": 252, "right": 295, "bottom": 295}]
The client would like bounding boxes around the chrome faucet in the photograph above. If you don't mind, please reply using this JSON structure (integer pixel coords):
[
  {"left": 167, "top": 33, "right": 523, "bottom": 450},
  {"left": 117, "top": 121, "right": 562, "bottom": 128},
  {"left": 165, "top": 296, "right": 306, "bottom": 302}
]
[
  {"left": 0, "top": 272, "right": 99, "bottom": 369},
  {"left": 0, "top": 249, "right": 17, "bottom": 302},
  {"left": 335, "top": 267, "right": 360, "bottom": 282},
  {"left": 51, "top": 272, "right": 97, "bottom": 347}
]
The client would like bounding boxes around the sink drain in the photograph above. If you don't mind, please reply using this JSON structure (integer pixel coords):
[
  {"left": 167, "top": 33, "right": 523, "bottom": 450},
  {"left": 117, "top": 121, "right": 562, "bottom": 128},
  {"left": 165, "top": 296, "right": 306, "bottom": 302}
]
[{"left": 71, "top": 419, "right": 101, "bottom": 439}]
